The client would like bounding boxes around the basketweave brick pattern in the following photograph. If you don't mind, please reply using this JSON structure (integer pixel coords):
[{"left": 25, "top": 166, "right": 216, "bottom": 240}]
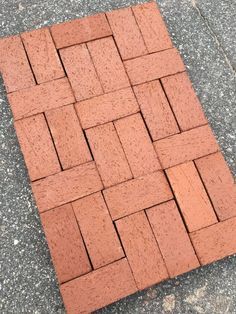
[{"left": 0, "top": 1, "right": 235, "bottom": 313}]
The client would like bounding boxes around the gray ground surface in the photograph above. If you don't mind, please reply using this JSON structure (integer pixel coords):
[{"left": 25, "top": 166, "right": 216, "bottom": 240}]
[{"left": 0, "top": 0, "right": 235, "bottom": 313}]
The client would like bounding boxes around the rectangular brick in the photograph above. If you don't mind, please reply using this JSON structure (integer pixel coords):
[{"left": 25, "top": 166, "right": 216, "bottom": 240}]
[
  {"left": 50, "top": 13, "right": 112, "bottom": 48},
  {"left": 60, "top": 259, "right": 137, "bottom": 314},
  {"left": 132, "top": 2, "right": 172, "bottom": 53},
  {"left": 86, "top": 123, "right": 132, "bottom": 187},
  {"left": 133, "top": 80, "right": 179, "bottom": 141},
  {"left": 72, "top": 192, "right": 124, "bottom": 269},
  {"left": 60, "top": 44, "right": 103, "bottom": 101},
  {"left": 161, "top": 72, "right": 207, "bottom": 131},
  {"left": 75, "top": 87, "right": 139, "bottom": 129},
  {"left": 116, "top": 211, "right": 168, "bottom": 289},
  {"left": 87, "top": 37, "right": 130, "bottom": 93},
  {"left": 114, "top": 113, "right": 161, "bottom": 177},
  {"left": 0, "top": 36, "right": 35, "bottom": 92},
  {"left": 195, "top": 152, "right": 236, "bottom": 221},
  {"left": 154, "top": 125, "right": 220, "bottom": 168},
  {"left": 15, "top": 114, "right": 60, "bottom": 181},
  {"left": 124, "top": 48, "right": 185, "bottom": 85},
  {"left": 45, "top": 105, "right": 92, "bottom": 170},
  {"left": 190, "top": 217, "right": 236, "bottom": 265},
  {"left": 103, "top": 171, "right": 173, "bottom": 220},
  {"left": 166, "top": 162, "right": 217, "bottom": 232},
  {"left": 8, "top": 77, "right": 75, "bottom": 120},
  {"left": 40, "top": 203, "right": 91, "bottom": 283},
  {"left": 146, "top": 200, "right": 200, "bottom": 277},
  {"left": 32, "top": 161, "right": 103, "bottom": 212},
  {"left": 21, "top": 28, "right": 64, "bottom": 84},
  {"left": 106, "top": 7, "right": 147, "bottom": 60}
]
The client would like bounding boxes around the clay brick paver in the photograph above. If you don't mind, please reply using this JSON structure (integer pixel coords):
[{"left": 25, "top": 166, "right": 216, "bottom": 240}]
[{"left": 1, "top": 2, "right": 235, "bottom": 313}]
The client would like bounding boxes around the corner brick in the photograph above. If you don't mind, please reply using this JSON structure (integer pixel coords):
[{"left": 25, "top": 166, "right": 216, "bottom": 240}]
[
  {"left": 116, "top": 211, "right": 168, "bottom": 289},
  {"left": 87, "top": 37, "right": 130, "bottom": 93},
  {"left": 103, "top": 171, "right": 173, "bottom": 220},
  {"left": 124, "top": 48, "right": 185, "bottom": 85},
  {"left": 40, "top": 203, "right": 91, "bottom": 283},
  {"left": 132, "top": 2, "right": 172, "bottom": 53},
  {"left": 8, "top": 78, "right": 75, "bottom": 120},
  {"left": 190, "top": 217, "right": 236, "bottom": 265},
  {"left": 45, "top": 105, "right": 92, "bottom": 170},
  {"left": 21, "top": 28, "right": 65, "bottom": 84},
  {"left": 72, "top": 192, "right": 124, "bottom": 269},
  {"left": 32, "top": 161, "right": 103, "bottom": 212},
  {"left": 114, "top": 113, "right": 161, "bottom": 177},
  {"left": 106, "top": 7, "right": 147, "bottom": 60},
  {"left": 60, "top": 258, "right": 137, "bottom": 314},
  {"left": 195, "top": 152, "right": 236, "bottom": 220},
  {"left": 154, "top": 125, "right": 220, "bottom": 168},
  {"left": 166, "top": 162, "right": 217, "bottom": 232},
  {"left": 75, "top": 87, "right": 139, "bottom": 129},
  {"left": 15, "top": 114, "right": 60, "bottom": 181},
  {"left": 0, "top": 36, "right": 35, "bottom": 92},
  {"left": 86, "top": 123, "right": 132, "bottom": 188},
  {"left": 161, "top": 72, "right": 207, "bottom": 131},
  {"left": 60, "top": 44, "right": 103, "bottom": 101},
  {"left": 50, "top": 13, "right": 112, "bottom": 48},
  {"left": 146, "top": 200, "right": 200, "bottom": 277},
  {"left": 133, "top": 80, "right": 179, "bottom": 141}
]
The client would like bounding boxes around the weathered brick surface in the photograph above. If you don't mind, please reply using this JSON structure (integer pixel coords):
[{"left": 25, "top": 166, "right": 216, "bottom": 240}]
[
  {"left": 50, "top": 13, "right": 112, "bottom": 48},
  {"left": 73, "top": 192, "right": 124, "bottom": 268},
  {"left": 2, "top": 2, "right": 235, "bottom": 313},
  {"left": 147, "top": 200, "right": 200, "bottom": 277},
  {"left": 21, "top": 28, "right": 64, "bottom": 84},
  {"left": 8, "top": 77, "right": 75, "bottom": 120},
  {"left": 195, "top": 152, "right": 236, "bottom": 220},
  {"left": 103, "top": 171, "right": 173, "bottom": 220},
  {"left": 45, "top": 105, "right": 92, "bottom": 169},
  {"left": 15, "top": 114, "right": 60, "bottom": 181},
  {"left": 40, "top": 203, "right": 91, "bottom": 283},
  {"left": 75, "top": 87, "right": 139, "bottom": 129},
  {"left": 166, "top": 162, "right": 217, "bottom": 232},
  {"left": 116, "top": 211, "right": 168, "bottom": 289},
  {"left": 0, "top": 35, "right": 35, "bottom": 92}
]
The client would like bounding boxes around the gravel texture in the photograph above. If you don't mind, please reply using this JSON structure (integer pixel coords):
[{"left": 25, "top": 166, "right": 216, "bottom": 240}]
[{"left": 0, "top": 0, "right": 235, "bottom": 313}]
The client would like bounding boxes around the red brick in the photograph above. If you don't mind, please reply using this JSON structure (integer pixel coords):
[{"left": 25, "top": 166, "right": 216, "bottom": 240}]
[
  {"left": 161, "top": 72, "right": 207, "bottom": 131},
  {"left": 87, "top": 37, "right": 130, "bottom": 93},
  {"left": 60, "top": 44, "right": 103, "bottom": 101},
  {"left": 0, "top": 36, "right": 35, "bottom": 93},
  {"left": 166, "top": 162, "right": 217, "bottom": 232},
  {"left": 106, "top": 7, "right": 147, "bottom": 60},
  {"left": 8, "top": 78, "right": 75, "bottom": 120},
  {"left": 50, "top": 13, "right": 112, "bottom": 48},
  {"left": 133, "top": 80, "right": 179, "bottom": 140},
  {"left": 86, "top": 123, "right": 132, "bottom": 187},
  {"left": 124, "top": 48, "right": 185, "bottom": 85},
  {"left": 132, "top": 2, "right": 172, "bottom": 53},
  {"left": 21, "top": 28, "right": 64, "bottom": 84},
  {"left": 146, "top": 200, "right": 200, "bottom": 277},
  {"left": 60, "top": 258, "right": 137, "bottom": 314},
  {"left": 195, "top": 152, "right": 236, "bottom": 221},
  {"left": 75, "top": 87, "right": 139, "bottom": 129},
  {"left": 116, "top": 211, "right": 168, "bottom": 289},
  {"left": 103, "top": 171, "right": 173, "bottom": 220},
  {"left": 154, "top": 125, "right": 220, "bottom": 168},
  {"left": 32, "top": 161, "right": 103, "bottom": 212},
  {"left": 45, "top": 105, "right": 92, "bottom": 170},
  {"left": 114, "top": 113, "right": 161, "bottom": 177},
  {"left": 15, "top": 114, "right": 60, "bottom": 181},
  {"left": 190, "top": 217, "right": 236, "bottom": 265},
  {"left": 73, "top": 192, "right": 124, "bottom": 269},
  {"left": 40, "top": 203, "right": 91, "bottom": 283}
]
